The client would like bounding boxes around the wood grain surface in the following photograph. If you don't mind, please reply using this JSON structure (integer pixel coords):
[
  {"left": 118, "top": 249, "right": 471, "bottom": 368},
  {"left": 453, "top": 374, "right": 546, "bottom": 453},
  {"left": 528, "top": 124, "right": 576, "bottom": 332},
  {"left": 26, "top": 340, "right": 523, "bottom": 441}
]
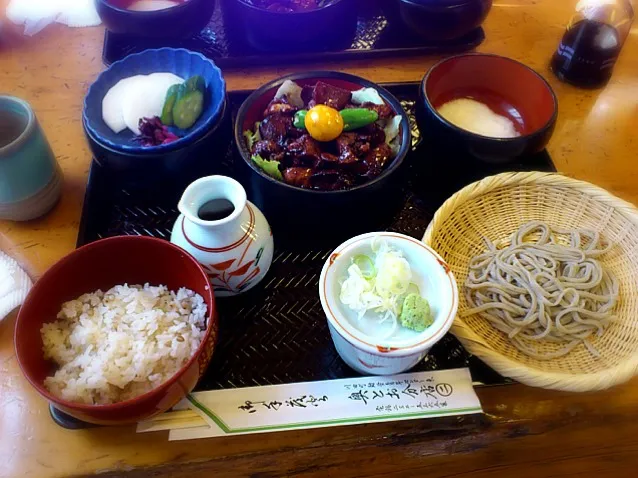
[{"left": 1, "top": 0, "right": 637, "bottom": 476}]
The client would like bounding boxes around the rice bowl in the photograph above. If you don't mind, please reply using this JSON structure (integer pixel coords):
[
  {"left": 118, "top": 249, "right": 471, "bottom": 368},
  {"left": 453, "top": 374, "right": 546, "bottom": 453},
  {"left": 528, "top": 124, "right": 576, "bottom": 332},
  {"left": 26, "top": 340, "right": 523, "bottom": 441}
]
[{"left": 15, "top": 235, "right": 217, "bottom": 425}]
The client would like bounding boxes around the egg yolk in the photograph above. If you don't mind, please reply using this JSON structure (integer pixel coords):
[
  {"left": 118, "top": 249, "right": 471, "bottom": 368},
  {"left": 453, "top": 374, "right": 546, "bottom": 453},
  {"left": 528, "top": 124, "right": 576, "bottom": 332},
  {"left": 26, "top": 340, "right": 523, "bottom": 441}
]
[{"left": 305, "top": 105, "right": 344, "bottom": 142}]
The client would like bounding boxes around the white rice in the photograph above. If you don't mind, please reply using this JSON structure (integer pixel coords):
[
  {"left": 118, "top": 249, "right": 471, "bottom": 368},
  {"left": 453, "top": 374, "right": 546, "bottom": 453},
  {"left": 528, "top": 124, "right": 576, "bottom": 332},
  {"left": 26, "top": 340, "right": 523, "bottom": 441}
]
[{"left": 41, "top": 284, "right": 207, "bottom": 405}]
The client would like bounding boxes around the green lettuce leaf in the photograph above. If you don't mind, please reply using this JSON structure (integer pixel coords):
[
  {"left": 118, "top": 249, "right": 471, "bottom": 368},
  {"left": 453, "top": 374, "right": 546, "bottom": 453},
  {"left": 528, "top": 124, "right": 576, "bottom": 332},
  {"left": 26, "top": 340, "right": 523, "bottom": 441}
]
[
  {"left": 251, "top": 154, "right": 283, "bottom": 181},
  {"left": 243, "top": 122, "right": 262, "bottom": 150}
]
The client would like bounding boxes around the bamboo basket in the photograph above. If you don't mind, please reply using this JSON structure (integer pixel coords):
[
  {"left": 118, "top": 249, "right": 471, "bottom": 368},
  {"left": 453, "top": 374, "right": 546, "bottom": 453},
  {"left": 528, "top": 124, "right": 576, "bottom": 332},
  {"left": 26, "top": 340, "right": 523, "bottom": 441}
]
[{"left": 423, "top": 172, "right": 638, "bottom": 392}]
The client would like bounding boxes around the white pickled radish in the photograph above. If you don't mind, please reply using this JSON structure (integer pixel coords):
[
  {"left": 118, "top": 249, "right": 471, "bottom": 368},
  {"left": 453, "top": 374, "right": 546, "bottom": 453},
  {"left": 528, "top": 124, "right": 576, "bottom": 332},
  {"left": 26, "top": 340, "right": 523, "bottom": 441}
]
[
  {"left": 121, "top": 72, "right": 183, "bottom": 135},
  {"left": 102, "top": 76, "right": 141, "bottom": 134}
]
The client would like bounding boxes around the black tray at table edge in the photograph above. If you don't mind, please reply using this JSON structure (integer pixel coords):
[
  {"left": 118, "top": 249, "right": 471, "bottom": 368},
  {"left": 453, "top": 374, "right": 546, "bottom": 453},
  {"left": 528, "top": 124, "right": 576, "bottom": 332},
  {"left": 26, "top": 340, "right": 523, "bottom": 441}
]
[{"left": 102, "top": 26, "right": 485, "bottom": 68}]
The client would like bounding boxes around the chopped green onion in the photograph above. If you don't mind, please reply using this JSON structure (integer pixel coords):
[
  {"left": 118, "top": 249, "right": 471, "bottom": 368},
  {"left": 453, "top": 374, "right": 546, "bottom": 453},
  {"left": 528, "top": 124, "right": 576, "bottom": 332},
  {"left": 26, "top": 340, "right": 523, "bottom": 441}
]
[
  {"left": 406, "top": 282, "right": 420, "bottom": 296},
  {"left": 371, "top": 236, "right": 384, "bottom": 253},
  {"left": 353, "top": 254, "right": 375, "bottom": 279}
]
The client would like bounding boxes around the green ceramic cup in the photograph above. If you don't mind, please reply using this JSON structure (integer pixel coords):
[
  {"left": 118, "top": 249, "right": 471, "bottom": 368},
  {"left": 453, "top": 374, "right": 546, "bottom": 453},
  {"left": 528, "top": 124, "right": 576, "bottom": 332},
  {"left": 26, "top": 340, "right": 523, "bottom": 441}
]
[{"left": 0, "top": 96, "right": 62, "bottom": 221}]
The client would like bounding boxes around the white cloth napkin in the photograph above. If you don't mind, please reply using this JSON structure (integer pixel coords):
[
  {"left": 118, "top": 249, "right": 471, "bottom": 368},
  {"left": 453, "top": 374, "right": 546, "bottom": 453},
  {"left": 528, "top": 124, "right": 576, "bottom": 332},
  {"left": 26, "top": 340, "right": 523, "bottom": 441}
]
[
  {"left": 6, "top": 0, "right": 101, "bottom": 36},
  {"left": 0, "top": 251, "right": 32, "bottom": 322}
]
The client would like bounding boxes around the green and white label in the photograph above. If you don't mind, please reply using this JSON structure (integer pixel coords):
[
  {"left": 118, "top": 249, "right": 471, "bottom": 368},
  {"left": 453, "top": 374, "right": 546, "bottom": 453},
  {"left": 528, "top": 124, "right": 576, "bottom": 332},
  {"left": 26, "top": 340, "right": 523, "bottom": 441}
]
[{"left": 158, "top": 368, "right": 482, "bottom": 441}]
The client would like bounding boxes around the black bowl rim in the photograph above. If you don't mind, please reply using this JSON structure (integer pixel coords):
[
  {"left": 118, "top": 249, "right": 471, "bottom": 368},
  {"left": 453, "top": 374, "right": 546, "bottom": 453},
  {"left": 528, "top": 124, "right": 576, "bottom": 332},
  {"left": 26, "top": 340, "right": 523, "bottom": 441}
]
[
  {"left": 96, "top": 0, "right": 196, "bottom": 17},
  {"left": 420, "top": 53, "right": 558, "bottom": 144},
  {"left": 83, "top": 96, "right": 227, "bottom": 158},
  {"left": 401, "top": 0, "right": 490, "bottom": 8},
  {"left": 234, "top": 0, "right": 348, "bottom": 15},
  {"left": 234, "top": 71, "right": 412, "bottom": 196}
]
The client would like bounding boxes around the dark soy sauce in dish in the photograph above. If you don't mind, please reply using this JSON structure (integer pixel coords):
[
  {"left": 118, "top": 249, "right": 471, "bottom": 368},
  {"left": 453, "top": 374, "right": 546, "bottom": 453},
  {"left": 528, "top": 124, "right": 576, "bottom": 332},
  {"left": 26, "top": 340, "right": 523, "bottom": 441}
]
[{"left": 198, "top": 199, "right": 235, "bottom": 221}]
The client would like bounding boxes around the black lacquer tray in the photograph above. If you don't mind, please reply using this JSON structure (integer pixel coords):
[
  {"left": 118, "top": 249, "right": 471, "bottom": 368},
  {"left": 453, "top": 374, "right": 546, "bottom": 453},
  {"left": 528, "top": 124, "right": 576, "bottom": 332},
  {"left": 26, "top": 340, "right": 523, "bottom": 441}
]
[
  {"left": 52, "top": 82, "right": 555, "bottom": 429},
  {"left": 102, "top": 0, "right": 485, "bottom": 67}
]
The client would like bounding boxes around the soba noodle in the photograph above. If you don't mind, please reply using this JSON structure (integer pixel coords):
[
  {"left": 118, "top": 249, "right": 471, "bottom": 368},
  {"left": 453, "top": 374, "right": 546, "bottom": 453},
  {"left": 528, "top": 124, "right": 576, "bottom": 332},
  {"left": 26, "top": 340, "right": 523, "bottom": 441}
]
[{"left": 462, "top": 221, "right": 619, "bottom": 359}]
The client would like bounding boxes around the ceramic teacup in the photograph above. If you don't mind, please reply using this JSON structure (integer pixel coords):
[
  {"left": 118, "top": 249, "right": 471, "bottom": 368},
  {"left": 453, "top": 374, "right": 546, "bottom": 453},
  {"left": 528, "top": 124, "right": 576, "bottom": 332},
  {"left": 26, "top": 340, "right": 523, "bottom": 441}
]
[{"left": 0, "top": 96, "right": 62, "bottom": 221}]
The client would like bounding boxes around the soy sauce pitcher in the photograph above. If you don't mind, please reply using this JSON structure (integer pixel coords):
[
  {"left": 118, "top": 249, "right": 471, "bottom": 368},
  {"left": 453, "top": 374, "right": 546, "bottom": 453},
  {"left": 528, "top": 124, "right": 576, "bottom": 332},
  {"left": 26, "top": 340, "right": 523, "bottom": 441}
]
[
  {"left": 551, "top": 0, "right": 634, "bottom": 88},
  {"left": 170, "top": 176, "right": 274, "bottom": 297}
]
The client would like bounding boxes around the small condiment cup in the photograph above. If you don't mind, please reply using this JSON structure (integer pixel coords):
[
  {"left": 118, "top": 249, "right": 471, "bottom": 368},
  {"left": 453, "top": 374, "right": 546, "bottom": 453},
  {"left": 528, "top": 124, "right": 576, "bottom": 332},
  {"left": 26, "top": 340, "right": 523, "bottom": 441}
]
[
  {"left": 319, "top": 232, "right": 458, "bottom": 376},
  {"left": 0, "top": 96, "right": 62, "bottom": 221}
]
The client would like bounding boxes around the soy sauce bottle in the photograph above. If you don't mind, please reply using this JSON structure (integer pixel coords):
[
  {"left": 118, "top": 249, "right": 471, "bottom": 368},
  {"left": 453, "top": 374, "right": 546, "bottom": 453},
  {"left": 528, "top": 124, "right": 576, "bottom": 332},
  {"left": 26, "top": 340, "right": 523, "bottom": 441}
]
[{"left": 551, "top": 0, "right": 634, "bottom": 88}]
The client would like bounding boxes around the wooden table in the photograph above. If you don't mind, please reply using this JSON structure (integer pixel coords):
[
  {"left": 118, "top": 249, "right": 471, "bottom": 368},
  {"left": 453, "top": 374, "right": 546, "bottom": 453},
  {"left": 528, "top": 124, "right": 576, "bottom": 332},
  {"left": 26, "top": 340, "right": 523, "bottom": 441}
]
[{"left": 1, "top": 1, "right": 637, "bottom": 476}]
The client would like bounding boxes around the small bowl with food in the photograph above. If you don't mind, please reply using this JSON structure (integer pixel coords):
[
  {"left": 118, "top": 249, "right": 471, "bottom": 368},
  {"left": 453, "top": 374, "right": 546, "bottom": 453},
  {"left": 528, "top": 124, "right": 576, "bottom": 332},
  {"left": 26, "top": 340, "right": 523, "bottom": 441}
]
[
  {"left": 83, "top": 48, "right": 227, "bottom": 177},
  {"left": 319, "top": 232, "right": 458, "bottom": 375},
  {"left": 383, "top": 0, "right": 492, "bottom": 42},
  {"left": 95, "top": 0, "right": 216, "bottom": 39},
  {"left": 417, "top": 53, "right": 558, "bottom": 163},
  {"left": 14, "top": 236, "right": 217, "bottom": 425},
  {"left": 234, "top": 71, "right": 411, "bottom": 241},
  {"left": 223, "top": 0, "right": 357, "bottom": 52}
]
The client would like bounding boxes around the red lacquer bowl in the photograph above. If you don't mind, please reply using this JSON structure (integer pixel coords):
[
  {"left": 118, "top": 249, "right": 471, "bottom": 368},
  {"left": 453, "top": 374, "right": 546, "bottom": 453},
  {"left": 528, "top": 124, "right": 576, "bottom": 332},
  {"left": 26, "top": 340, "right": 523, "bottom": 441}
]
[
  {"left": 417, "top": 53, "right": 558, "bottom": 163},
  {"left": 14, "top": 236, "right": 218, "bottom": 425}
]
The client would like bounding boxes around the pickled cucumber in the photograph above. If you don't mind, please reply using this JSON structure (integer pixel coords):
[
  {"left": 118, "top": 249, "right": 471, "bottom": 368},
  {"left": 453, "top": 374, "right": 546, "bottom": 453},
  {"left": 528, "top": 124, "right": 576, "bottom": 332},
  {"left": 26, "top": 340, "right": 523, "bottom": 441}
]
[
  {"left": 160, "top": 84, "right": 181, "bottom": 126},
  {"left": 173, "top": 90, "right": 204, "bottom": 129},
  {"left": 184, "top": 75, "right": 206, "bottom": 94}
]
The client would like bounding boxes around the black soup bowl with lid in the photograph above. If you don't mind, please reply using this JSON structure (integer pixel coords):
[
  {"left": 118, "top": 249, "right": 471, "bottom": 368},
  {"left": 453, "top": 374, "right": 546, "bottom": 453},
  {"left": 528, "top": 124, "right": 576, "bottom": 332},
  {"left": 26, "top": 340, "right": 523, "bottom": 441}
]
[
  {"left": 416, "top": 53, "right": 558, "bottom": 164},
  {"left": 223, "top": 0, "right": 357, "bottom": 52},
  {"left": 383, "top": 0, "right": 493, "bottom": 42},
  {"left": 234, "top": 71, "right": 411, "bottom": 244},
  {"left": 95, "top": 0, "right": 216, "bottom": 39}
]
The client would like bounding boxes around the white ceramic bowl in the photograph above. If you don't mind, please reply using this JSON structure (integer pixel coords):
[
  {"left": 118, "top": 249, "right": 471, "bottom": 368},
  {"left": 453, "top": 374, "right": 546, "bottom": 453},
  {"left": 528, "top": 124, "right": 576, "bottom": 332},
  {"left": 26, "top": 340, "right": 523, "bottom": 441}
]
[{"left": 319, "top": 232, "right": 458, "bottom": 375}]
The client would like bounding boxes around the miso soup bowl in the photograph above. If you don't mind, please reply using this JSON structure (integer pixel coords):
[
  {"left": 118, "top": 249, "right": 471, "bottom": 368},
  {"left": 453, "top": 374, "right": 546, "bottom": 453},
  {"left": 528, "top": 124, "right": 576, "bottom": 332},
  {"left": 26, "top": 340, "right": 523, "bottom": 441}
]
[
  {"left": 417, "top": 53, "right": 558, "bottom": 163},
  {"left": 319, "top": 232, "right": 458, "bottom": 376}
]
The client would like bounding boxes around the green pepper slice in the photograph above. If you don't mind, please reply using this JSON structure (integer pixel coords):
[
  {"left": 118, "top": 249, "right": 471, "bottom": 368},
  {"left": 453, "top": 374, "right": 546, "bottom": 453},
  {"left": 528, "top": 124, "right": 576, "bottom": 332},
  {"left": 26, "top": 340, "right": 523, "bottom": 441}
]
[
  {"left": 340, "top": 108, "right": 379, "bottom": 131},
  {"left": 293, "top": 108, "right": 379, "bottom": 132}
]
